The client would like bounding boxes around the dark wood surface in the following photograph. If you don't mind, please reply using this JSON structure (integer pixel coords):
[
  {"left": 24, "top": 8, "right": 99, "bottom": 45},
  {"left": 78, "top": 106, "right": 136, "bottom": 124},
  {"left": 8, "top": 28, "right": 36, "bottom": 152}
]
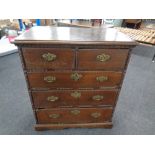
[
  {"left": 35, "top": 122, "right": 113, "bottom": 130},
  {"left": 36, "top": 107, "right": 113, "bottom": 124},
  {"left": 22, "top": 47, "right": 129, "bottom": 71},
  {"left": 14, "top": 26, "right": 136, "bottom": 46},
  {"left": 22, "top": 48, "right": 74, "bottom": 70},
  {"left": 78, "top": 49, "right": 129, "bottom": 70},
  {"left": 14, "top": 26, "right": 136, "bottom": 130},
  {"left": 27, "top": 71, "right": 123, "bottom": 89},
  {"left": 32, "top": 89, "right": 118, "bottom": 108}
]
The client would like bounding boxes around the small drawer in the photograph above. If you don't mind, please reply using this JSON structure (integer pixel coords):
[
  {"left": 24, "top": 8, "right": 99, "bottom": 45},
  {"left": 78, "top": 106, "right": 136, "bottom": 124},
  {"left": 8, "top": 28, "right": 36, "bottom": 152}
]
[
  {"left": 36, "top": 107, "right": 113, "bottom": 124},
  {"left": 22, "top": 48, "right": 74, "bottom": 70},
  {"left": 32, "top": 90, "right": 118, "bottom": 108},
  {"left": 77, "top": 49, "right": 129, "bottom": 70},
  {"left": 28, "top": 71, "right": 122, "bottom": 90}
]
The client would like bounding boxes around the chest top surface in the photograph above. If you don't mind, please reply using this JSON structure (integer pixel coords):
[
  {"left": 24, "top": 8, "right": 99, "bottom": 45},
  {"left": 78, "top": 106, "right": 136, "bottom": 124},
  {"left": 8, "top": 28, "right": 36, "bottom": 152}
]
[{"left": 14, "top": 26, "right": 136, "bottom": 46}]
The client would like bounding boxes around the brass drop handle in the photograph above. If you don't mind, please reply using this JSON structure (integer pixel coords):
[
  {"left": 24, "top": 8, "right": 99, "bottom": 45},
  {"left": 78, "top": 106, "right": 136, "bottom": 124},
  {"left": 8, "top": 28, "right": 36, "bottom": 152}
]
[
  {"left": 96, "top": 53, "right": 110, "bottom": 62},
  {"left": 42, "top": 53, "right": 57, "bottom": 61},
  {"left": 49, "top": 113, "right": 60, "bottom": 119},
  {"left": 70, "top": 109, "right": 80, "bottom": 115},
  {"left": 92, "top": 95, "right": 104, "bottom": 101},
  {"left": 91, "top": 112, "right": 101, "bottom": 118},
  {"left": 71, "top": 73, "right": 82, "bottom": 81},
  {"left": 47, "top": 96, "right": 59, "bottom": 102},
  {"left": 96, "top": 76, "right": 108, "bottom": 82},
  {"left": 71, "top": 91, "right": 81, "bottom": 98},
  {"left": 44, "top": 76, "right": 56, "bottom": 83}
]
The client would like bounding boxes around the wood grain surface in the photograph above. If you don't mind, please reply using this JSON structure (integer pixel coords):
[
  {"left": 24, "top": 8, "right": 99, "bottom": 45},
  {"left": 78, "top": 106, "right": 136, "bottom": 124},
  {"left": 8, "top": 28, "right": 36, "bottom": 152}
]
[
  {"left": 36, "top": 107, "right": 113, "bottom": 124},
  {"left": 32, "top": 89, "right": 118, "bottom": 108},
  {"left": 27, "top": 71, "right": 123, "bottom": 89}
]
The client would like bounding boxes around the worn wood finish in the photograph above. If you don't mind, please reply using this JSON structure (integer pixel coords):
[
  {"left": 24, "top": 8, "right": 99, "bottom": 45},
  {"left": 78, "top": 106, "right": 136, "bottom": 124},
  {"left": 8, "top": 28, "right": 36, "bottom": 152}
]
[
  {"left": 36, "top": 107, "right": 113, "bottom": 124},
  {"left": 13, "top": 26, "right": 136, "bottom": 130},
  {"left": 18, "top": 44, "right": 136, "bottom": 49},
  {"left": 14, "top": 27, "right": 136, "bottom": 46},
  {"left": 35, "top": 122, "right": 113, "bottom": 130},
  {"left": 22, "top": 48, "right": 74, "bottom": 70},
  {"left": 28, "top": 71, "right": 123, "bottom": 90},
  {"left": 32, "top": 89, "right": 118, "bottom": 108},
  {"left": 78, "top": 49, "right": 129, "bottom": 70}
]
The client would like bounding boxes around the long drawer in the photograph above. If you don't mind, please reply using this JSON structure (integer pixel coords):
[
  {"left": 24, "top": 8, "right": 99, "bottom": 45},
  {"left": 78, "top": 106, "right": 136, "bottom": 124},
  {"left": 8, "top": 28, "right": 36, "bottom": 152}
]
[
  {"left": 28, "top": 71, "right": 123, "bottom": 89},
  {"left": 32, "top": 89, "right": 118, "bottom": 108},
  {"left": 22, "top": 48, "right": 74, "bottom": 70},
  {"left": 36, "top": 107, "right": 113, "bottom": 124},
  {"left": 78, "top": 49, "right": 129, "bottom": 70}
]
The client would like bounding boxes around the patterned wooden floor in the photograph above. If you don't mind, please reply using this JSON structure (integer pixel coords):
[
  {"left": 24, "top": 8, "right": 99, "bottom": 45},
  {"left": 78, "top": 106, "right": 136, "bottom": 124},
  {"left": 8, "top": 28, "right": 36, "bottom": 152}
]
[{"left": 115, "top": 27, "right": 155, "bottom": 45}]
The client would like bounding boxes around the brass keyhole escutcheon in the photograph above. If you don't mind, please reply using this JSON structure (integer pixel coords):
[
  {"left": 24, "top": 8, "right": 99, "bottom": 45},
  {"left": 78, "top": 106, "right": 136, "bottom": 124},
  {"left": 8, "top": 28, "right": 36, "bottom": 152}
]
[
  {"left": 96, "top": 76, "right": 108, "bottom": 82},
  {"left": 47, "top": 96, "right": 59, "bottom": 102},
  {"left": 96, "top": 53, "right": 110, "bottom": 62},
  {"left": 71, "top": 91, "right": 81, "bottom": 98},
  {"left": 42, "top": 53, "right": 57, "bottom": 61},
  {"left": 92, "top": 95, "right": 104, "bottom": 101},
  {"left": 91, "top": 112, "right": 101, "bottom": 118},
  {"left": 70, "top": 109, "right": 80, "bottom": 115},
  {"left": 71, "top": 73, "right": 82, "bottom": 81},
  {"left": 44, "top": 76, "right": 56, "bottom": 83}
]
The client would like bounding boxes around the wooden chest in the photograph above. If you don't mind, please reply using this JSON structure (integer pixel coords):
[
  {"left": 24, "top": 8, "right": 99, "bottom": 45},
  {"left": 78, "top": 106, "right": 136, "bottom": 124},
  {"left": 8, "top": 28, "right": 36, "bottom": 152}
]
[{"left": 14, "top": 26, "right": 136, "bottom": 130}]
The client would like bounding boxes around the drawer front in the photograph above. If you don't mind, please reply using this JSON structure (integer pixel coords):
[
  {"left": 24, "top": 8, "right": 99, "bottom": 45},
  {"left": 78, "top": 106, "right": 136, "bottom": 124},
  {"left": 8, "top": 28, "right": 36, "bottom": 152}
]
[
  {"left": 78, "top": 49, "right": 129, "bottom": 70},
  {"left": 32, "top": 90, "right": 118, "bottom": 108},
  {"left": 36, "top": 107, "right": 113, "bottom": 124},
  {"left": 28, "top": 71, "right": 122, "bottom": 89},
  {"left": 22, "top": 48, "right": 74, "bottom": 70}
]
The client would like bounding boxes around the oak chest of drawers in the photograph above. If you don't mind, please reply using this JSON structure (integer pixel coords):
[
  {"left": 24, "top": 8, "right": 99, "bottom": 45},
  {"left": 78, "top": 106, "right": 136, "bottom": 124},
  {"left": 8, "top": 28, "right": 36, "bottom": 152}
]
[{"left": 14, "top": 26, "right": 136, "bottom": 130}]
